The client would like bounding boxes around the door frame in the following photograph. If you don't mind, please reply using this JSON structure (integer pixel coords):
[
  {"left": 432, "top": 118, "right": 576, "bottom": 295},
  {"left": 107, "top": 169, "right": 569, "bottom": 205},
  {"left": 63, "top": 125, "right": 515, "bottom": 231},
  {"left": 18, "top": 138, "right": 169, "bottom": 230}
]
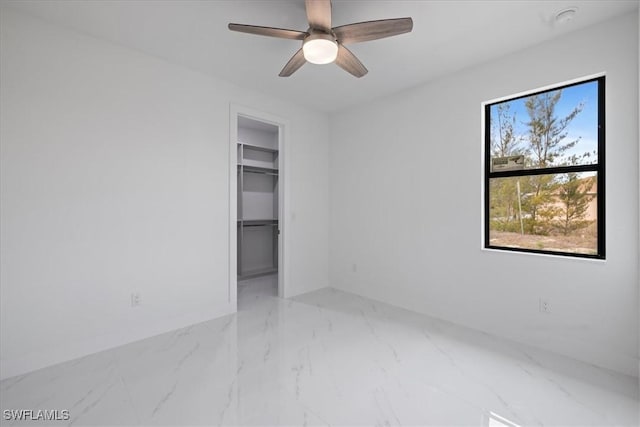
[{"left": 229, "top": 104, "right": 290, "bottom": 307}]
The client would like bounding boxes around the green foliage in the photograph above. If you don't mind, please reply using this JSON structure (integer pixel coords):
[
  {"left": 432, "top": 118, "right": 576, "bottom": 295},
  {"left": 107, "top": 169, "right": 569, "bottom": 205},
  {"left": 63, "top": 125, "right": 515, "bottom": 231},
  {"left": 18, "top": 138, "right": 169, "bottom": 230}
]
[
  {"left": 555, "top": 171, "right": 596, "bottom": 235},
  {"left": 524, "top": 91, "right": 583, "bottom": 168}
]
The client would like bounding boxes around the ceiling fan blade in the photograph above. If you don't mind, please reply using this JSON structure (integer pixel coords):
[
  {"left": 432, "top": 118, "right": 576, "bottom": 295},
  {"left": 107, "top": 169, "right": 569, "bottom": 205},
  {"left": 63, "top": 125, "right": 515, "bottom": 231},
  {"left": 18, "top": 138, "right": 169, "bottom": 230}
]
[
  {"left": 335, "top": 44, "right": 368, "bottom": 78},
  {"left": 228, "top": 23, "right": 307, "bottom": 40},
  {"left": 333, "top": 18, "right": 413, "bottom": 45},
  {"left": 305, "top": 0, "right": 332, "bottom": 31},
  {"left": 279, "top": 48, "right": 307, "bottom": 77}
]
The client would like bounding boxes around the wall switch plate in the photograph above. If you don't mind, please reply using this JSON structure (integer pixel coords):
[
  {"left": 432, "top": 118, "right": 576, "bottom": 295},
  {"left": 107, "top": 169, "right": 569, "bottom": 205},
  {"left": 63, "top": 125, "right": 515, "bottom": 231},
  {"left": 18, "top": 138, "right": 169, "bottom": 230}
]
[
  {"left": 352, "top": 263, "right": 357, "bottom": 273},
  {"left": 539, "top": 298, "right": 551, "bottom": 313},
  {"left": 131, "top": 292, "right": 141, "bottom": 307}
]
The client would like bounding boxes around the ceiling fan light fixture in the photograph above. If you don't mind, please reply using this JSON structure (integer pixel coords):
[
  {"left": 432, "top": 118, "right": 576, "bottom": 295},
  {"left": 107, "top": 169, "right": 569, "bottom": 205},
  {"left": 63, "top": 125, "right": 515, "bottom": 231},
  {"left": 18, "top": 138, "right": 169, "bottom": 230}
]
[{"left": 302, "top": 33, "right": 338, "bottom": 64}]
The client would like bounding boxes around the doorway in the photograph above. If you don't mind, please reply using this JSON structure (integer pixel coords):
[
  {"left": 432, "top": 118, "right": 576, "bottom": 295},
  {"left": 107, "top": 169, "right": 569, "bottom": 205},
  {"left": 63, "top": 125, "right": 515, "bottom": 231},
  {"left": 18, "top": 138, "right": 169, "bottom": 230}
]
[{"left": 229, "top": 105, "right": 288, "bottom": 308}]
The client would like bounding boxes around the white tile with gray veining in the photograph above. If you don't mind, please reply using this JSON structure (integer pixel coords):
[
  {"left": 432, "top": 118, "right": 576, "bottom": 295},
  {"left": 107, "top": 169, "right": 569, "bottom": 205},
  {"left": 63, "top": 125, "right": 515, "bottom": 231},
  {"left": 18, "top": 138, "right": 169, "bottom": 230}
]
[{"left": 1, "top": 275, "right": 638, "bottom": 426}]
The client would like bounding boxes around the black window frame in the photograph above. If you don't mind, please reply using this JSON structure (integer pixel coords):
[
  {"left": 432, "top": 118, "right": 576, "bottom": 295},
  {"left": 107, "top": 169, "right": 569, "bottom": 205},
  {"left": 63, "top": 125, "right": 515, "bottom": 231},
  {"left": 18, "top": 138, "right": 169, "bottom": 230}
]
[{"left": 484, "top": 76, "right": 605, "bottom": 259}]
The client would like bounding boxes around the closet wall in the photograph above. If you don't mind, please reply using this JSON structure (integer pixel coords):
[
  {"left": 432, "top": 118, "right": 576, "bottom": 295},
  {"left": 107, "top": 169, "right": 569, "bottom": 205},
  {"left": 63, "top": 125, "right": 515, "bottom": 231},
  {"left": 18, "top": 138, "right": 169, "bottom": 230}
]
[{"left": 237, "top": 117, "right": 279, "bottom": 279}]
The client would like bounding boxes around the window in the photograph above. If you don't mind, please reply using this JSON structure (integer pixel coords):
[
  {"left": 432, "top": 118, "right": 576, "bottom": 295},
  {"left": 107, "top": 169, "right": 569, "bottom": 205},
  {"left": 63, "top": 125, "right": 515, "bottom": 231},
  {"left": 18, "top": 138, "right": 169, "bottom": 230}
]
[{"left": 484, "top": 77, "right": 605, "bottom": 259}]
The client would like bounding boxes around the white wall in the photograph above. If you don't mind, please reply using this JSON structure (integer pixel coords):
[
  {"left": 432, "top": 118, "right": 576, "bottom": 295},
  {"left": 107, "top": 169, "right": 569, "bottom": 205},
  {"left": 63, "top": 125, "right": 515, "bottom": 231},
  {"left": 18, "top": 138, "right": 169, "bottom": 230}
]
[
  {"left": 0, "top": 8, "right": 329, "bottom": 380},
  {"left": 330, "top": 12, "right": 639, "bottom": 377}
]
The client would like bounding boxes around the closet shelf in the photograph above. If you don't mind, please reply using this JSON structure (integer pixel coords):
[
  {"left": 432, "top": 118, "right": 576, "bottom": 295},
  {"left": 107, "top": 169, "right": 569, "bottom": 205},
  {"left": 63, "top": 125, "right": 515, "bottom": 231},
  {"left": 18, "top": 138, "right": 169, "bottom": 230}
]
[
  {"left": 242, "top": 165, "right": 279, "bottom": 175},
  {"left": 239, "top": 142, "right": 278, "bottom": 153},
  {"left": 243, "top": 159, "right": 279, "bottom": 170}
]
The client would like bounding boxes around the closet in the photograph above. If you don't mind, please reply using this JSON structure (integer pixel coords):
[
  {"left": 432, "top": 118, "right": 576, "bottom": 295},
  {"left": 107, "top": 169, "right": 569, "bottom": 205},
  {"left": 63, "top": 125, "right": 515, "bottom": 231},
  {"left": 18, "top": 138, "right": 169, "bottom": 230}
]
[{"left": 236, "top": 116, "right": 279, "bottom": 280}]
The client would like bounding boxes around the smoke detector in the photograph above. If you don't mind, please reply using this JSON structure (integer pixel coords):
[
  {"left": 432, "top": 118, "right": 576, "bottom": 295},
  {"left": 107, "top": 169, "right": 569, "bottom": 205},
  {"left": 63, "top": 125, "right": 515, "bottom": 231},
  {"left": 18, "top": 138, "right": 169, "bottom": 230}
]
[{"left": 555, "top": 7, "right": 578, "bottom": 25}]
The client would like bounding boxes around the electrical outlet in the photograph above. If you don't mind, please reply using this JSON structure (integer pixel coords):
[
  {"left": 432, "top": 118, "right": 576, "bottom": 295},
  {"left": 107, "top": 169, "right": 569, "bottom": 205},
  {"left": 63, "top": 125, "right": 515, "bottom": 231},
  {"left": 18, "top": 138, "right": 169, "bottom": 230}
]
[
  {"left": 131, "top": 292, "right": 141, "bottom": 307},
  {"left": 539, "top": 298, "right": 551, "bottom": 313}
]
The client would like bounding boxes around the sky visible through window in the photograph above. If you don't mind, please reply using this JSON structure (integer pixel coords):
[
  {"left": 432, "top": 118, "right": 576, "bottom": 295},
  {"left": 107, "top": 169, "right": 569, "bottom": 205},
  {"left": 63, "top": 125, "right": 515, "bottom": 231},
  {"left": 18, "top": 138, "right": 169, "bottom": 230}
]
[{"left": 490, "top": 81, "right": 598, "bottom": 164}]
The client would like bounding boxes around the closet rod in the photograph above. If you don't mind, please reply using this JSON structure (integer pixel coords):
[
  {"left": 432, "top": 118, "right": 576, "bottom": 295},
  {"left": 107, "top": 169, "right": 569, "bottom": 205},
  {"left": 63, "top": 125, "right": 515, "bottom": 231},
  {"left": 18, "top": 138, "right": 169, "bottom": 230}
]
[
  {"left": 243, "top": 223, "right": 278, "bottom": 228},
  {"left": 243, "top": 170, "right": 278, "bottom": 176}
]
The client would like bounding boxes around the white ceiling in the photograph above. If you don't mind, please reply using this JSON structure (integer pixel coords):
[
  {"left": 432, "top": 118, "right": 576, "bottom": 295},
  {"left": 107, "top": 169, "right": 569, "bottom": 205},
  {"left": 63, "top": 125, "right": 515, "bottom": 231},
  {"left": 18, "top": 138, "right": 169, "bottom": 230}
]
[{"left": 3, "top": 0, "right": 638, "bottom": 113}]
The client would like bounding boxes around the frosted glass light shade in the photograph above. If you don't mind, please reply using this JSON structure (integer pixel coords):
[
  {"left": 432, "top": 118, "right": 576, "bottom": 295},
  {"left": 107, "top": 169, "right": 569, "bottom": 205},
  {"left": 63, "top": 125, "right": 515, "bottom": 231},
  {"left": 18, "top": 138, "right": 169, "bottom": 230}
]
[{"left": 303, "top": 36, "right": 338, "bottom": 64}]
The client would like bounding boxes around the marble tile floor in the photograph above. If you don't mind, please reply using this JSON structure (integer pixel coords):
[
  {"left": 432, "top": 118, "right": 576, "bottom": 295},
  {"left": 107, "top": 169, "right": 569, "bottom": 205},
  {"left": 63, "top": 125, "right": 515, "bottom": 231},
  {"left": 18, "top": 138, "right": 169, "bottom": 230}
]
[{"left": 1, "top": 275, "right": 638, "bottom": 426}]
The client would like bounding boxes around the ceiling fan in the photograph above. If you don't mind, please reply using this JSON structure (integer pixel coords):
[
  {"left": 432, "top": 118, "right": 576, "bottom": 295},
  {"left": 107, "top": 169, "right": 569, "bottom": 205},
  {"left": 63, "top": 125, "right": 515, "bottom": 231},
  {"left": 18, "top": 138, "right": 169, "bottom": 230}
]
[{"left": 228, "top": 0, "right": 413, "bottom": 78}]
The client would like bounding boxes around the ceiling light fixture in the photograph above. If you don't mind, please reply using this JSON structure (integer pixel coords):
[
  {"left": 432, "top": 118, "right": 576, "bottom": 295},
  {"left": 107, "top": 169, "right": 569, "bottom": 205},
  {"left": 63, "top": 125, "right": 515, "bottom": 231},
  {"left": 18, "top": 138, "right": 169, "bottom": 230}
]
[
  {"left": 555, "top": 7, "right": 578, "bottom": 25},
  {"left": 302, "top": 33, "right": 338, "bottom": 64}
]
